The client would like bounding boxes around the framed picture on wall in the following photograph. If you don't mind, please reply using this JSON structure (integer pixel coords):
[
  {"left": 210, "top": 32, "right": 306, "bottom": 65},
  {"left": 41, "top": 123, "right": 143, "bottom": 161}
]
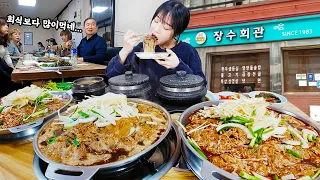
[{"left": 24, "top": 32, "right": 33, "bottom": 45}]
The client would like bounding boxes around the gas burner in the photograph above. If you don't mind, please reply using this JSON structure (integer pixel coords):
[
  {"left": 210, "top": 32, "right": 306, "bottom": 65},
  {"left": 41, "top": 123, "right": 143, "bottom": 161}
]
[{"left": 33, "top": 126, "right": 181, "bottom": 180}]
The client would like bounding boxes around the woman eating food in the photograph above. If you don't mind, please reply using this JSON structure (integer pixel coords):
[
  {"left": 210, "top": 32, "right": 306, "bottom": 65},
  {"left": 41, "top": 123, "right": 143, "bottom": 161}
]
[
  {"left": 106, "top": 0, "right": 206, "bottom": 94},
  {"left": 51, "top": 30, "right": 72, "bottom": 57},
  {"left": 8, "top": 28, "right": 23, "bottom": 66}
]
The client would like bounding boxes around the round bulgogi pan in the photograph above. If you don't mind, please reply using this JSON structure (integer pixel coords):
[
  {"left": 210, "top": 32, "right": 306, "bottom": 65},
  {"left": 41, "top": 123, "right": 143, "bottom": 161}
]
[
  {"left": 178, "top": 100, "right": 320, "bottom": 180},
  {"left": 33, "top": 97, "right": 172, "bottom": 180},
  {"left": 0, "top": 91, "right": 72, "bottom": 142}
]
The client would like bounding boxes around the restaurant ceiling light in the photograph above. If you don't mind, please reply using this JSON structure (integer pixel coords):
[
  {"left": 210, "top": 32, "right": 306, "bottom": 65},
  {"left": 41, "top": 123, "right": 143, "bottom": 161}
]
[
  {"left": 19, "top": 0, "right": 36, "bottom": 6},
  {"left": 92, "top": 6, "right": 108, "bottom": 13}
]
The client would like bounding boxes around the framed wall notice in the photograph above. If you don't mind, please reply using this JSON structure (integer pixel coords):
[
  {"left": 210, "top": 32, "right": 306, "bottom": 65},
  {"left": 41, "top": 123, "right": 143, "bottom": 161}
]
[{"left": 24, "top": 32, "right": 33, "bottom": 45}]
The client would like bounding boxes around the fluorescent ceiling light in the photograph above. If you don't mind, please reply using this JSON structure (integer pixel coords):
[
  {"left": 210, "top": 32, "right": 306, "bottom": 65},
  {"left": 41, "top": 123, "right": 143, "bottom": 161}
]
[
  {"left": 19, "top": 0, "right": 36, "bottom": 6},
  {"left": 92, "top": 6, "right": 108, "bottom": 13}
]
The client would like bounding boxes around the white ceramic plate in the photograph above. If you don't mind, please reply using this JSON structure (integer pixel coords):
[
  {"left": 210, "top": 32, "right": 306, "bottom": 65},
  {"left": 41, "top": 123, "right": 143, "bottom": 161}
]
[
  {"left": 213, "top": 91, "right": 246, "bottom": 101},
  {"left": 135, "top": 52, "right": 170, "bottom": 59},
  {"left": 61, "top": 57, "right": 71, "bottom": 61},
  {"left": 205, "top": 90, "right": 215, "bottom": 101},
  {"left": 248, "top": 91, "right": 287, "bottom": 104},
  {"left": 23, "top": 60, "right": 38, "bottom": 66}
]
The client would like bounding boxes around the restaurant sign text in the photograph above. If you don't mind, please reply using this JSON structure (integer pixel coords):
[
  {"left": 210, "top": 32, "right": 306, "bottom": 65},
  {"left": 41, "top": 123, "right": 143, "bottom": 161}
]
[{"left": 180, "top": 14, "right": 320, "bottom": 47}]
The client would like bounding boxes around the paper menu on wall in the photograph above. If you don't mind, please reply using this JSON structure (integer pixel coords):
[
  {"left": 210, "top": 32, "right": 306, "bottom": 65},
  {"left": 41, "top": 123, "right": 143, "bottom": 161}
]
[
  {"left": 298, "top": 80, "right": 307, "bottom": 86},
  {"left": 296, "top": 74, "right": 301, "bottom": 80}
]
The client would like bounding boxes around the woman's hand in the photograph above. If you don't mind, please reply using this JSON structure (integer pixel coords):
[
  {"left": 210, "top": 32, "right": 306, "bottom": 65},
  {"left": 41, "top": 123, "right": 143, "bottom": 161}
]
[
  {"left": 119, "top": 29, "right": 141, "bottom": 64},
  {"left": 64, "top": 40, "right": 72, "bottom": 49},
  {"left": 154, "top": 49, "right": 180, "bottom": 69}
]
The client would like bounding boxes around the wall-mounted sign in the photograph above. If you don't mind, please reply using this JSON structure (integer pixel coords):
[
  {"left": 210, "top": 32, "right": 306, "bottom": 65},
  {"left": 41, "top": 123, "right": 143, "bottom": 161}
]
[
  {"left": 181, "top": 14, "right": 320, "bottom": 48},
  {"left": 308, "top": 73, "right": 314, "bottom": 82},
  {"left": 296, "top": 74, "right": 301, "bottom": 80},
  {"left": 195, "top": 32, "right": 207, "bottom": 45},
  {"left": 315, "top": 74, "right": 320, "bottom": 81}
]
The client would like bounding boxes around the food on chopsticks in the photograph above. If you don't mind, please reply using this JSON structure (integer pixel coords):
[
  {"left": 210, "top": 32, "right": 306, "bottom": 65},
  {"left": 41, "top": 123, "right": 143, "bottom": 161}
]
[
  {"left": 143, "top": 35, "right": 157, "bottom": 52},
  {"left": 255, "top": 92, "right": 281, "bottom": 103},
  {"left": 37, "top": 93, "right": 168, "bottom": 166},
  {"left": 219, "top": 93, "right": 241, "bottom": 100},
  {"left": 182, "top": 98, "right": 320, "bottom": 179},
  {"left": 0, "top": 85, "right": 65, "bottom": 129},
  {"left": 40, "top": 59, "right": 72, "bottom": 67}
]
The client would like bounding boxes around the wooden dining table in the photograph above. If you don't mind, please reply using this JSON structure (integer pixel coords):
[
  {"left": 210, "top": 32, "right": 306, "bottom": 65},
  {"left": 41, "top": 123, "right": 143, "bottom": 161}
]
[
  {"left": 0, "top": 102, "right": 315, "bottom": 180},
  {"left": 11, "top": 60, "right": 107, "bottom": 82}
]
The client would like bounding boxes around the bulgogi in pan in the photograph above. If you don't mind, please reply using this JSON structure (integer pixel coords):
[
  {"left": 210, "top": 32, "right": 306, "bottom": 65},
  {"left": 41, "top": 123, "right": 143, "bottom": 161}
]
[
  {"left": 184, "top": 98, "right": 320, "bottom": 179},
  {"left": 37, "top": 93, "right": 168, "bottom": 166}
]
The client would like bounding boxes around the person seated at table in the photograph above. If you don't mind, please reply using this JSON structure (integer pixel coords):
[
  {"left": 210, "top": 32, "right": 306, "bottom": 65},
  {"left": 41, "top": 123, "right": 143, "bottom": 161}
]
[
  {"left": 45, "top": 38, "right": 58, "bottom": 53},
  {"left": 51, "top": 30, "right": 72, "bottom": 57},
  {"left": 0, "top": 18, "right": 14, "bottom": 68},
  {"left": 106, "top": 1, "right": 206, "bottom": 94},
  {"left": 77, "top": 18, "right": 107, "bottom": 64},
  {"left": 8, "top": 28, "right": 23, "bottom": 66},
  {"left": 37, "top": 42, "right": 45, "bottom": 52},
  {"left": 0, "top": 18, "right": 24, "bottom": 96},
  {"left": 45, "top": 39, "right": 51, "bottom": 52}
]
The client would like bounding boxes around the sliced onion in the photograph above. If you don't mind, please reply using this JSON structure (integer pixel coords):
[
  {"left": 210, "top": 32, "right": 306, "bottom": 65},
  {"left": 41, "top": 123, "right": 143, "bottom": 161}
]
[
  {"left": 288, "top": 126, "right": 309, "bottom": 148},
  {"left": 272, "top": 135, "right": 285, "bottom": 138},
  {"left": 146, "top": 121, "right": 157, "bottom": 125},
  {"left": 94, "top": 120, "right": 111, "bottom": 127},
  {"left": 127, "top": 127, "right": 136, "bottom": 136},
  {"left": 274, "top": 127, "right": 287, "bottom": 135},
  {"left": 281, "top": 173, "right": 296, "bottom": 180},
  {"left": 77, "top": 116, "right": 98, "bottom": 123},
  {"left": 302, "top": 129, "right": 318, "bottom": 142},
  {"left": 283, "top": 140, "right": 301, "bottom": 146},
  {"left": 252, "top": 172, "right": 269, "bottom": 180},
  {"left": 262, "top": 130, "right": 274, "bottom": 141},
  {"left": 302, "top": 129, "right": 318, "bottom": 136},
  {"left": 216, "top": 123, "right": 254, "bottom": 139}
]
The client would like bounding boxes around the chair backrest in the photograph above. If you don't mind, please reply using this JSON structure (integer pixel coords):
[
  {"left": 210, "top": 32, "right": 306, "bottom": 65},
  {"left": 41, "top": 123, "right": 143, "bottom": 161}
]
[{"left": 105, "top": 47, "right": 122, "bottom": 65}]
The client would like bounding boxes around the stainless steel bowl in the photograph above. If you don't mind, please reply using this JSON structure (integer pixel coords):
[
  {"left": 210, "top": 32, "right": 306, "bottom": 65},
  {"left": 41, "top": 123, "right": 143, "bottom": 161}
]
[
  {"left": 178, "top": 101, "right": 320, "bottom": 180},
  {"left": 33, "top": 98, "right": 172, "bottom": 180},
  {"left": 0, "top": 91, "right": 72, "bottom": 143}
]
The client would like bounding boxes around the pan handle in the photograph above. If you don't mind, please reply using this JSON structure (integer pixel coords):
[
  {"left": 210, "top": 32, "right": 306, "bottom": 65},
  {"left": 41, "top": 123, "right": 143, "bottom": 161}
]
[
  {"left": 45, "top": 163, "right": 99, "bottom": 180},
  {"left": 200, "top": 160, "right": 239, "bottom": 180},
  {"left": 7, "top": 118, "right": 44, "bottom": 133}
]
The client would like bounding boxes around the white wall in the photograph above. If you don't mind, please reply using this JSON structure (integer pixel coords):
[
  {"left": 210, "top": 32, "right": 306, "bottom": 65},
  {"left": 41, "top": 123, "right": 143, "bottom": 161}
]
[
  {"left": 114, "top": 0, "right": 166, "bottom": 47},
  {"left": 52, "top": 0, "right": 91, "bottom": 46},
  {"left": 9, "top": 24, "right": 53, "bottom": 53}
]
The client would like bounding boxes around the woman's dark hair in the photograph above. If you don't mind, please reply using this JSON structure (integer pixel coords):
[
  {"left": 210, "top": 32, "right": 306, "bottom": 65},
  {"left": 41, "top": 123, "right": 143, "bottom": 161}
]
[
  {"left": 49, "top": 38, "right": 57, "bottom": 45},
  {"left": 37, "top": 42, "right": 44, "bottom": 48},
  {"left": 60, "top": 29, "right": 72, "bottom": 40},
  {"left": 0, "top": 18, "right": 9, "bottom": 47},
  {"left": 151, "top": 0, "right": 190, "bottom": 39}
]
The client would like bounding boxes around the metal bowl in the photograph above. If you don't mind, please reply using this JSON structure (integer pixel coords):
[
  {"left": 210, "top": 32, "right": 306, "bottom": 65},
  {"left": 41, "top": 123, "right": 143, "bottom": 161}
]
[
  {"left": 33, "top": 98, "right": 172, "bottom": 180},
  {"left": 178, "top": 101, "right": 320, "bottom": 180},
  {"left": 72, "top": 77, "right": 106, "bottom": 101},
  {"left": 0, "top": 92, "right": 72, "bottom": 143},
  {"left": 157, "top": 71, "right": 207, "bottom": 106}
]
